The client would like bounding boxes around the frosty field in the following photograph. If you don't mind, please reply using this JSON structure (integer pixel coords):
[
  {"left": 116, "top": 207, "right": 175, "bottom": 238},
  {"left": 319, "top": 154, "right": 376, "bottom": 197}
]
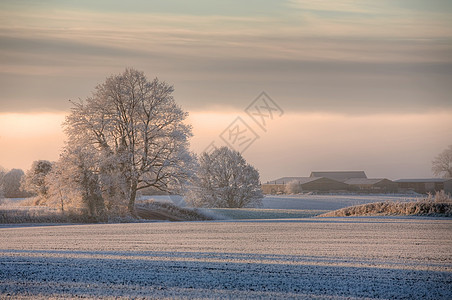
[
  {"left": 1, "top": 218, "right": 451, "bottom": 299},
  {"left": 139, "top": 194, "right": 424, "bottom": 220},
  {"left": 260, "top": 194, "right": 423, "bottom": 210}
]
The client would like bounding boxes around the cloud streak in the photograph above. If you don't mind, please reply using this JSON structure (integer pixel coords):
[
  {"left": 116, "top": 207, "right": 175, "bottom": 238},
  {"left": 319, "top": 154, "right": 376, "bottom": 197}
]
[{"left": 0, "top": 1, "right": 451, "bottom": 114}]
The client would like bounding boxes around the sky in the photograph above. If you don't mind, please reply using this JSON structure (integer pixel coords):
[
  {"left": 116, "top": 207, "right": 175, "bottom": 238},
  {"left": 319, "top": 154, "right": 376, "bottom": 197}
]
[{"left": 0, "top": 0, "right": 451, "bottom": 182}]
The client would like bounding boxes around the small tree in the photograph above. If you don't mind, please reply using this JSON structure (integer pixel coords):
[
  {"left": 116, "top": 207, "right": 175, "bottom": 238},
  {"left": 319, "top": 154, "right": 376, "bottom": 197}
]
[
  {"left": 0, "top": 166, "right": 6, "bottom": 198},
  {"left": 21, "top": 160, "right": 53, "bottom": 203},
  {"left": 47, "top": 145, "right": 105, "bottom": 218},
  {"left": 432, "top": 145, "right": 452, "bottom": 178},
  {"left": 285, "top": 180, "right": 303, "bottom": 194},
  {"left": 2, "top": 169, "right": 28, "bottom": 198},
  {"left": 45, "top": 163, "right": 69, "bottom": 212},
  {"left": 186, "top": 147, "right": 263, "bottom": 208}
]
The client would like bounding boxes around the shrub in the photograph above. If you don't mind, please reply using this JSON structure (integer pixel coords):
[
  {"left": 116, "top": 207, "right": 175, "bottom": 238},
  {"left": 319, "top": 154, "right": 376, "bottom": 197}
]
[
  {"left": 285, "top": 180, "right": 303, "bottom": 194},
  {"left": 186, "top": 147, "right": 263, "bottom": 208},
  {"left": 319, "top": 190, "right": 452, "bottom": 217},
  {"left": 137, "top": 200, "right": 213, "bottom": 221}
]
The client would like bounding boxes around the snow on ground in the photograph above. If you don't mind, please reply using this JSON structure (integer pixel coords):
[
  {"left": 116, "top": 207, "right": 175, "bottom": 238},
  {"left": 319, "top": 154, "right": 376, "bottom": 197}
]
[
  {"left": 139, "top": 194, "right": 423, "bottom": 211},
  {"left": 261, "top": 194, "right": 424, "bottom": 210},
  {"left": 202, "top": 208, "right": 327, "bottom": 219},
  {"left": 0, "top": 194, "right": 426, "bottom": 222},
  {"left": 1, "top": 218, "right": 451, "bottom": 299}
]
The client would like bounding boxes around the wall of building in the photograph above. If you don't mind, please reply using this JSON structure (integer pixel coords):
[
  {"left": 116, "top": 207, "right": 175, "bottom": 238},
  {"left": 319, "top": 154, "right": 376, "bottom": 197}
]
[
  {"left": 374, "top": 179, "right": 398, "bottom": 192},
  {"left": 301, "top": 178, "right": 350, "bottom": 191},
  {"left": 396, "top": 181, "right": 451, "bottom": 194},
  {"left": 261, "top": 184, "right": 285, "bottom": 195},
  {"left": 444, "top": 180, "right": 452, "bottom": 195}
]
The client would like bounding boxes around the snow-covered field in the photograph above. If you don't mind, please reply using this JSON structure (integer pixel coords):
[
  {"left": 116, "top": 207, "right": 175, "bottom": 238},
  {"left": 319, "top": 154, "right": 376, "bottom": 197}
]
[
  {"left": 1, "top": 218, "right": 451, "bottom": 299},
  {"left": 140, "top": 194, "right": 423, "bottom": 211},
  {"left": 261, "top": 194, "right": 423, "bottom": 210}
]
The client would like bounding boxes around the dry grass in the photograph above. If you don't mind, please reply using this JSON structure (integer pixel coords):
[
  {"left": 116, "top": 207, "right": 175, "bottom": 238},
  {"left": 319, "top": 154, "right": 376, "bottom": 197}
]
[
  {"left": 137, "top": 200, "right": 214, "bottom": 221},
  {"left": 319, "top": 191, "right": 452, "bottom": 217},
  {"left": 0, "top": 197, "right": 129, "bottom": 224},
  {"left": 0, "top": 207, "right": 106, "bottom": 224},
  {"left": 0, "top": 198, "right": 213, "bottom": 224}
]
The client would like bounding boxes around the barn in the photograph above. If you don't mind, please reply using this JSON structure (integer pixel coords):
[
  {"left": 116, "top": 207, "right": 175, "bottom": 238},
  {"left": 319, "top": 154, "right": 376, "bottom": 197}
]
[
  {"left": 395, "top": 178, "right": 452, "bottom": 195},
  {"left": 344, "top": 178, "right": 398, "bottom": 193},
  {"left": 262, "top": 176, "right": 350, "bottom": 194},
  {"left": 310, "top": 171, "right": 367, "bottom": 182}
]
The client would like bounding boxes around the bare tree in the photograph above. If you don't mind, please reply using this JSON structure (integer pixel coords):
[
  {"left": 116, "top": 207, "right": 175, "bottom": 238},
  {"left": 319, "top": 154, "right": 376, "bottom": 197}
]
[
  {"left": 432, "top": 145, "right": 452, "bottom": 178},
  {"left": 186, "top": 147, "right": 263, "bottom": 208},
  {"left": 64, "top": 68, "right": 194, "bottom": 215},
  {"left": 45, "top": 162, "right": 69, "bottom": 212},
  {"left": 2, "top": 169, "right": 28, "bottom": 198},
  {"left": 0, "top": 166, "right": 6, "bottom": 198},
  {"left": 21, "top": 160, "right": 53, "bottom": 203}
]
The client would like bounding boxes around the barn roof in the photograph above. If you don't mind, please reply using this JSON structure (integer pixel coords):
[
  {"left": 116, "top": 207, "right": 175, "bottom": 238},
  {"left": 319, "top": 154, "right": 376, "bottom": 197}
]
[
  {"left": 344, "top": 178, "right": 387, "bottom": 185},
  {"left": 394, "top": 178, "right": 452, "bottom": 183},
  {"left": 310, "top": 171, "right": 367, "bottom": 181},
  {"left": 268, "top": 177, "right": 322, "bottom": 185}
]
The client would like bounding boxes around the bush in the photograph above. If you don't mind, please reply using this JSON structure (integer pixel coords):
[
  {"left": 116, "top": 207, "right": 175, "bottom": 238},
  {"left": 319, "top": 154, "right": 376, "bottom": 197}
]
[
  {"left": 319, "top": 190, "right": 452, "bottom": 217},
  {"left": 285, "top": 180, "right": 303, "bottom": 194},
  {"left": 0, "top": 207, "right": 105, "bottom": 224},
  {"left": 136, "top": 200, "right": 213, "bottom": 221},
  {"left": 2, "top": 169, "right": 30, "bottom": 198},
  {"left": 186, "top": 147, "right": 263, "bottom": 208}
]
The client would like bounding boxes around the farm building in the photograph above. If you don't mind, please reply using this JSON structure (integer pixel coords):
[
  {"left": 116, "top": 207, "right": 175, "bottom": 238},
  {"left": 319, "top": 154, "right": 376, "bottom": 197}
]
[
  {"left": 310, "top": 171, "right": 367, "bottom": 182},
  {"left": 344, "top": 178, "right": 398, "bottom": 193},
  {"left": 262, "top": 176, "right": 350, "bottom": 194},
  {"left": 261, "top": 184, "right": 285, "bottom": 194},
  {"left": 395, "top": 178, "right": 452, "bottom": 195}
]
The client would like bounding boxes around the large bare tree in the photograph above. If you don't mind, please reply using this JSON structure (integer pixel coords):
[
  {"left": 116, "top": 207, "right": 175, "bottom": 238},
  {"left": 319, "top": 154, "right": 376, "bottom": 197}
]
[
  {"left": 64, "top": 68, "right": 194, "bottom": 215},
  {"left": 432, "top": 145, "right": 452, "bottom": 178}
]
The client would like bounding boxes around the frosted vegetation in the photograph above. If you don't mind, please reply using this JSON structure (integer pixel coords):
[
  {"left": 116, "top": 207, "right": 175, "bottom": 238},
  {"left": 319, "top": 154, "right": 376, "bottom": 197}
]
[
  {"left": 53, "top": 68, "right": 195, "bottom": 218},
  {"left": 0, "top": 69, "right": 196, "bottom": 221},
  {"left": 185, "top": 147, "right": 263, "bottom": 208},
  {"left": 320, "top": 190, "right": 452, "bottom": 217},
  {"left": 285, "top": 180, "right": 303, "bottom": 194},
  {"left": 432, "top": 144, "right": 452, "bottom": 178}
]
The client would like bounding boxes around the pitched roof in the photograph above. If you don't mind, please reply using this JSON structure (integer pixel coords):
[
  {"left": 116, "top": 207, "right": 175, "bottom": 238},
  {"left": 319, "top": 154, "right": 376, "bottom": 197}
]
[
  {"left": 395, "top": 178, "right": 452, "bottom": 183},
  {"left": 344, "top": 178, "right": 387, "bottom": 185},
  {"left": 310, "top": 171, "right": 367, "bottom": 181},
  {"left": 268, "top": 177, "right": 322, "bottom": 185}
]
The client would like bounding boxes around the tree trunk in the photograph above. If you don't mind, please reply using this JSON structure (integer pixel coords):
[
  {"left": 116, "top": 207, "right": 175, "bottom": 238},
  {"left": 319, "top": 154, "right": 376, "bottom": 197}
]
[
  {"left": 58, "top": 190, "right": 65, "bottom": 213},
  {"left": 128, "top": 180, "right": 138, "bottom": 216}
]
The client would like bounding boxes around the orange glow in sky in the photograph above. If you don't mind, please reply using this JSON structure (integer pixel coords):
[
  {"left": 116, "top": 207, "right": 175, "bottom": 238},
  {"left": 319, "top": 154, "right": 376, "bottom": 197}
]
[
  {"left": 1, "top": 111, "right": 450, "bottom": 182},
  {"left": 1, "top": 0, "right": 451, "bottom": 180}
]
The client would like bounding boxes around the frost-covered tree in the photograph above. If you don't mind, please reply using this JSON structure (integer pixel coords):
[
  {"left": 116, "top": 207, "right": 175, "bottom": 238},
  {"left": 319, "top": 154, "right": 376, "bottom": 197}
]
[
  {"left": 285, "top": 180, "right": 303, "bottom": 194},
  {"left": 64, "top": 68, "right": 194, "bottom": 215},
  {"left": 45, "top": 162, "right": 69, "bottom": 212},
  {"left": 2, "top": 169, "right": 28, "bottom": 198},
  {"left": 21, "top": 160, "right": 53, "bottom": 202},
  {"left": 0, "top": 166, "right": 6, "bottom": 198},
  {"left": 186, "top": 147, "right": 263, "bottom": 208},
  {"left": 46, "top": 145, "right": 105, "bottom": 217},
  {"left": 0, "top": 166, "right": 6, "bottom": 180},
  {"left": 432, "top": 145, "right": 452, "bottom": 178}
]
